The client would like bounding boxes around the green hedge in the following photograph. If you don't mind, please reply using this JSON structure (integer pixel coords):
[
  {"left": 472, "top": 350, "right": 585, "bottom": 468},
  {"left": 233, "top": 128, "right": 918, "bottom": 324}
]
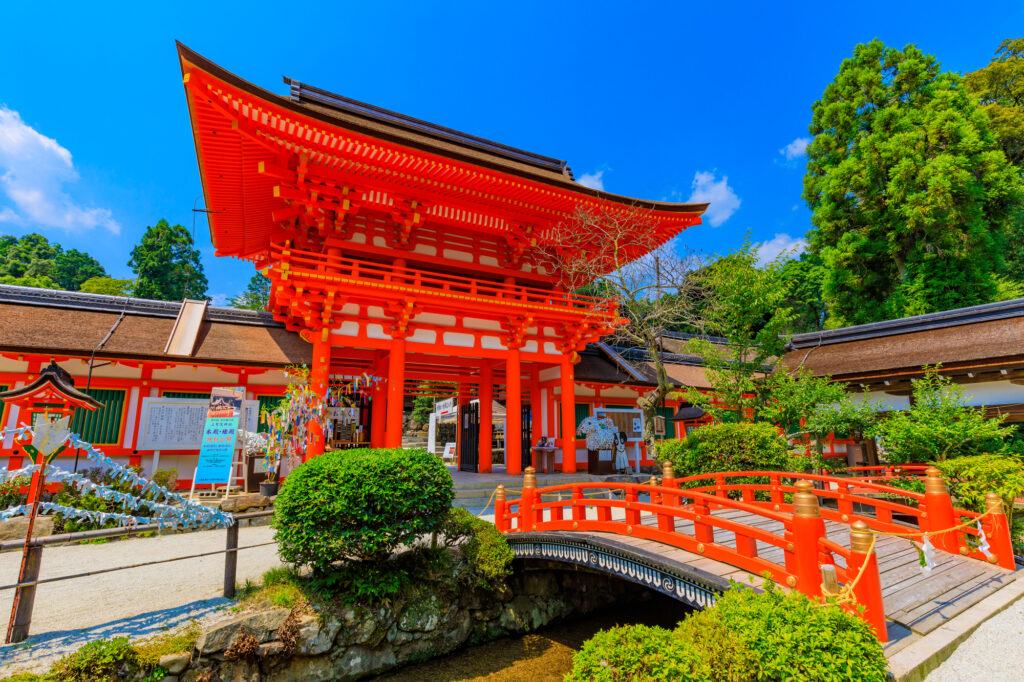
[
  {"left": 567, "top": 583, "right": 887, "bottom": 682},
  {"left": 657, "top": 422, "right": 790, "bottom": 478},
  {"left": 274, "top": 448, "right": 454, "bottom": 572}
]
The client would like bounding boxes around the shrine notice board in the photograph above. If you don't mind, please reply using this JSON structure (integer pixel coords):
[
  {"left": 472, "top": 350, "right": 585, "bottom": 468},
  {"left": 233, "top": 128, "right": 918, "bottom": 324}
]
[{"left": 139, "top": 397, "right": 259, "bottom": 451}]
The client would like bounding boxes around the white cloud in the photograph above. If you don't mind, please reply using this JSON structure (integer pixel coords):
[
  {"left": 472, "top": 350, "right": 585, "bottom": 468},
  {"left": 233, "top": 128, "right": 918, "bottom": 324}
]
[
  {"left": 576, "top": 169, "right": 605, "bottom": 191},
  {"left": 210, "top": 293, "right": 229, "bottom": 307},
  {"left": 756, "top": 232, "right": 806, "bottom": 266},
  {"left": 686, "top": 170, "right": 740, "bottom": 227},
  {"left": 0, "top": 106, "right": 119, "bottom": 234},
  {"left": 780, "top": 137, "right": 810, "bottom": 160}
]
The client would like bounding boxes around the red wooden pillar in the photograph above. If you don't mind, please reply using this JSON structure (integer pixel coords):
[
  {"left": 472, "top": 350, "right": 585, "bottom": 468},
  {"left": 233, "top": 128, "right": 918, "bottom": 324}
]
[
  {"left": 479, "top": 363, "right": 493, "bottom": 473},
  {"left": 384, "top": 338, "right": 406, "bottom": 449},
  {"left": 305, "top": 333, "right": 331, "bottom": 461},
  {"left": 528, "top": 364, "right": 544, "bottom": 438},
  {"left": 559, "top": 354, "right": 576, "bottom": 473},
  {"left": 506, "top": 349, "right": 522, "bottom": 476},
  {"left": 370, "top": 352, "right": 387, "bottom": 448}
]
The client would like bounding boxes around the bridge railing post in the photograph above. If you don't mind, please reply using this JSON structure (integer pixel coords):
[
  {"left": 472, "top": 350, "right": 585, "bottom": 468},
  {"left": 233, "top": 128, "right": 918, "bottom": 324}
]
[
  {"left": 787, "top": 480, "right": 827, "bottom": 598},
  {"left": 625, "top": 485, "right": 641, "bottom": 526},
  {"left": 572, "top": 485, "right": 585, "bottom": 523},
  {"left": 661, "top": 461, "right": 678, "bottom": 508},
  {"left": 769, "top": 473, "right": 783, "bottom": 507},
  {"left": 983, "top": 493, "right": 1016, "bottom": 570},
  {"left": 923, "top": 467, "right": 958, "bottom": 553},
  {"left": 521, "top": 467, "right": 537, "bottom": 532},
  {"left": 837, "top": 481, "right": 854, "bottom": 522},
  {"left": 648, "top": 474, "right": 671, "bottom": 533},
  {"left": 848, "top": 520, "right": 888, "bottom": 642},
  {"left": 494, "top": 485, "right": 508, "bottom": 533},
  {"left": 692, "top": 493, "right": 714, "bottom": 546}
]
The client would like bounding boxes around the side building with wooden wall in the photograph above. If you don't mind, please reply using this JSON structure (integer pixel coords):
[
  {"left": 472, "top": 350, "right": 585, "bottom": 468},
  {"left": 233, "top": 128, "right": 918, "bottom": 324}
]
[{"left": 0, "top": 284, "right": 308, "bottom": 485}]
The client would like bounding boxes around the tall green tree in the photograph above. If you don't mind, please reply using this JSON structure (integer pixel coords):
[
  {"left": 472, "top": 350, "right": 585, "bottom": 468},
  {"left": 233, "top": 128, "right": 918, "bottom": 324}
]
[
  {"left": 0, "top": 233, "right": 60, "bottom": 279},
  {"left": 128, "top": 220, "right": 208, "bottom": 301},
  {"left": 965, "top": 38, "right": 1024, "bottom": 168},
  {"left": 51, "top": 249, "right": 106, "bottom": 290},
  {"left": 684, "top": 239, "right": 793, "bottom": 422},
  {"left": 803, "top": 40, "right": 1022, "bottom": 326},
  {"left": 779, "top": 253, "right": 826, "bottom": 334},
  {"left": 228, "top": 273, "right": 271, "bottom": 310},
  {"left": 966, "top": 39, "right": 1024, "bottom": 282}
]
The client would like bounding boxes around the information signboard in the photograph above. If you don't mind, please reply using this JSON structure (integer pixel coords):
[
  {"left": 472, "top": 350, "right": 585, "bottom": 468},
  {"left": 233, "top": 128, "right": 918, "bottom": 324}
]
[{"left": 193, "top": 386, "right": 245, "bottom": 486}]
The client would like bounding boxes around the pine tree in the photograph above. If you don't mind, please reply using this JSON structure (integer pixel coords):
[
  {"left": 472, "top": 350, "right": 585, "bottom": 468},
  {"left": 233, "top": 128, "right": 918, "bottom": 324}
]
[
  {"left": 804, "top": 40, "right": 1022, "bottom": 326},
  {"left": 128, "top": 220, "right": 208, "bottom": 301},
  {"left": 228, "top": 273, "right": 271, "bottom": 310}
]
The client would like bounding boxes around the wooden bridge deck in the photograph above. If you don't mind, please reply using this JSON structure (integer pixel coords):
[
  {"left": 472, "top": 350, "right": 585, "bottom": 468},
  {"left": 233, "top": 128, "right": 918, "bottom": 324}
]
[{"left": 568, "top": 506, "right": 1019, "bottom": 651}]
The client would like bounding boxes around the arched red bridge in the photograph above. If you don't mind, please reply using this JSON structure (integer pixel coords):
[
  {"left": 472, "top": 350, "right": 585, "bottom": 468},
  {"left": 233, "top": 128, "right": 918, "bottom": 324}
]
[{"left": 495, "top": 465, "right": 1019, "bottom": 645}]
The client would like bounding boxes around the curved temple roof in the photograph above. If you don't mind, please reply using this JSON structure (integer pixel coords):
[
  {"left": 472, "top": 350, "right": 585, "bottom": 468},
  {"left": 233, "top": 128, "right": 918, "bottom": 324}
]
[{"left": 176, "top": 43, "right": 707, "bottom": 262}]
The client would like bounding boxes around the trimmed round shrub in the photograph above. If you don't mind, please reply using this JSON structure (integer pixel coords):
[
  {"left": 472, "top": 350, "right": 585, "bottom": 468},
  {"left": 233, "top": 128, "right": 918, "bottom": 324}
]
[
  {"left": 658, "top": 422, "right": 789, "bottom": 478},
  {"left": 274, "top": 448, "right": 453, "bottom": 572}
]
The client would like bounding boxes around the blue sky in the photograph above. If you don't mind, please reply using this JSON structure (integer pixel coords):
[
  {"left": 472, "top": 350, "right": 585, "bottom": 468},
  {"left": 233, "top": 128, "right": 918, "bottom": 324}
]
[{"left": 0, "top": 1, "right": 1020, "bottom": 304}]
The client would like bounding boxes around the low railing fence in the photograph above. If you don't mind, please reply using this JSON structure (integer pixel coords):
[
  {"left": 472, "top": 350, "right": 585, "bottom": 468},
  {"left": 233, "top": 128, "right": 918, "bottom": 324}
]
[
  {"left": 0, "top": 509, "right": 274, "bottom": 642},
  {"left": 498, "top": 465, "right": 1018, "bottom": 643}
]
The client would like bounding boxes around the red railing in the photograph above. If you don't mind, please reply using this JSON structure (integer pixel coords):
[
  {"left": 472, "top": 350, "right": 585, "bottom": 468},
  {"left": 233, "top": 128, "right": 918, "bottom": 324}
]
[
  {"left": 268, "top": 244, "right": 620, "bottom": 319},
  {"left": 496, "top": 466, "right": 1018, "bottom": 642}
]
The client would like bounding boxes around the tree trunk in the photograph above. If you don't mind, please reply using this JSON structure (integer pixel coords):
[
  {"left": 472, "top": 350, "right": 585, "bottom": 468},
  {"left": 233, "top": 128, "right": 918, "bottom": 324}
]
[{"left": 637, "top": 337, "right": 671, "bottom": 463}]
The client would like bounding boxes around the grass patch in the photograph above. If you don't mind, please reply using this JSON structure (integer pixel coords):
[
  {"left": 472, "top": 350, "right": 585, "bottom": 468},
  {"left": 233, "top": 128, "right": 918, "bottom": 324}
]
[
  {"left": 134, "top": 621, "right": 201, "bottom": 670},
  {"left": 238, "top": 567, "right": 308, "bottom": 611}
]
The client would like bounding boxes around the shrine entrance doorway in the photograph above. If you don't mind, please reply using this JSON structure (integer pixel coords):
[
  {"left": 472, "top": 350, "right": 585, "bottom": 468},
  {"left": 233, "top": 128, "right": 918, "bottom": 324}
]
[{"left": 459, "top": 401, "right": 480, "bottom": 473}]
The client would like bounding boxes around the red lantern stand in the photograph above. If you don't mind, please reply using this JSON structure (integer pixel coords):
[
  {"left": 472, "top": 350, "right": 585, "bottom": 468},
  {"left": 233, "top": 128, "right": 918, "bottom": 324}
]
[{"left": 0, "top": 362, "right": 102, "bottom": 643}]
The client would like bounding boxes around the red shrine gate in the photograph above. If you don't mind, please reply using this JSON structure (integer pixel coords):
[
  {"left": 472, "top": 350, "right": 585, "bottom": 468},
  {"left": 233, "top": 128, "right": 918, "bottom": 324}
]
[{"left": 179, "top": 44, "right": 707, "bottom": 473}]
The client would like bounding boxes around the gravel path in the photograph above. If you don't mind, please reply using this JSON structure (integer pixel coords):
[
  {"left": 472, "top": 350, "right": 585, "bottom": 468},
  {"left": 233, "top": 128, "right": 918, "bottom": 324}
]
[
  {"left": 925, "top": 593, "right": 1024, "bottom": 681},
  {"left": 0, "top": 525, "right": 284, "bottom": 675}
]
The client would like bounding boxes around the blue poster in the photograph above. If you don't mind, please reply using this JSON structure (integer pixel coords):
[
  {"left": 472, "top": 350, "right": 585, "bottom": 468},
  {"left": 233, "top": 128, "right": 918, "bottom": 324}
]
[{"left": 194, "top": 386, "right": 244, "bottom": 486}]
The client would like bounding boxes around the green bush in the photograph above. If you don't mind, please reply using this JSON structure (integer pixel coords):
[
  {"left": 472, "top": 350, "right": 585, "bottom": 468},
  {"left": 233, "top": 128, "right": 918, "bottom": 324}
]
[
  {"left": 673, "top": 608, "right": 757, "bottom": 681},
  {"left": 936, "top": 454, "right": 1024, "bottom": 542},
  {"left": 567, "top": 583, "right": 886, "bottom": 682},
  {"left": 274, "top": 447, "right": 453, "bottom": 574},
  {"left": 49, "top": 637, "right": 140, "bottom": 682},
  {"left": 565, "top": 624, "right": 704, "bottom": 681},
  {"left": 0, "top": 476, "right": 29, "bottom": 509},
  {"left": 439, "top": 507, "right": 513, "bottom": 586},
  {"left": 658, "top": 422, "right": 790, "bottom": 479},
  {"left": 711, "top": 582, "right": 887, "bottom": 681},
  {"left": 872, "top": 371, "right": 1013, "bottom": 463}
]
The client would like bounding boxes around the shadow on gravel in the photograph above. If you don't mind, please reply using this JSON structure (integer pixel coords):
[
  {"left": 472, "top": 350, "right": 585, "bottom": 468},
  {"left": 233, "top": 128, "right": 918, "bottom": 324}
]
[{"left": 0, "top": 597, "right": 229, "bottom": 672}]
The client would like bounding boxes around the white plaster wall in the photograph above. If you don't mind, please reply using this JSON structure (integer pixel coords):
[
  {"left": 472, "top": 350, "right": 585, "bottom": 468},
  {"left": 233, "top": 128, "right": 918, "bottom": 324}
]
[
  {"left": 415, "top": 312, "right": 457, "bottom": 327},
  {"left": 859, "top": 390, "right": 910, "bottom": 411},
  {"left": 959, "top": 380, "right": 1024, "bottom": 406},
  {"left": 539, "top": 366, "right": 561, "bottom": 383},
  {"left": 153, "top": 365, "right": 238, "bottom": 384}
]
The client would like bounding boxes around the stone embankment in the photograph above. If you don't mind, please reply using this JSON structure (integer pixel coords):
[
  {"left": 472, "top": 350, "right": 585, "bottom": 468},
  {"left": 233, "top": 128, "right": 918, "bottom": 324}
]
[{"left": 163, "top": 568, "right": 647, "bottom": 681}]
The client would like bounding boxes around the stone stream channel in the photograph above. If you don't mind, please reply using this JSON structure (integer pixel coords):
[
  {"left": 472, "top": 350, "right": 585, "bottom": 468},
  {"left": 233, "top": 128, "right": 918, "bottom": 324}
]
[{"left": 376, "top": 592, "right": 690, "bottom": 681}]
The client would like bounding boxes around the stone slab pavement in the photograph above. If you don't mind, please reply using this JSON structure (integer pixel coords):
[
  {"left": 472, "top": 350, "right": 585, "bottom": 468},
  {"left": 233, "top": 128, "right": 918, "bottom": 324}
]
[{"left": 0, "top": 525, "right": 284, "bottom": 676}]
